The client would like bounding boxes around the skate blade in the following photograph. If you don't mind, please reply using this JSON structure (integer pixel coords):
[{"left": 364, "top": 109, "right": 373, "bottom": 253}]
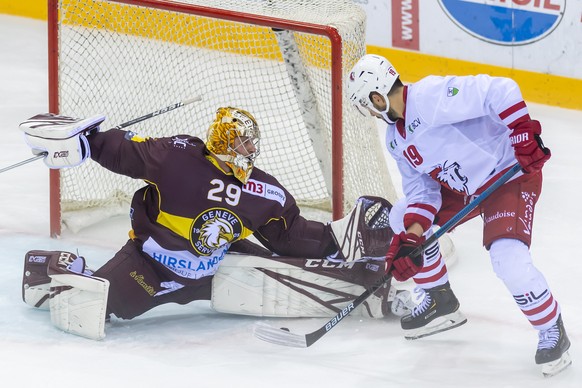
[
  {"left": 541, "top": 351, "right": 572, "bottom": 377},
  {"left": 404, "top": 311, "right": 467, "bottom": 340}
]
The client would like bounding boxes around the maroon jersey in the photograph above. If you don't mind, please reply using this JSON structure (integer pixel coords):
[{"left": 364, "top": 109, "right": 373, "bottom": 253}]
[{"left": 88, "top": 129, "right": 335, "bottom": 281}]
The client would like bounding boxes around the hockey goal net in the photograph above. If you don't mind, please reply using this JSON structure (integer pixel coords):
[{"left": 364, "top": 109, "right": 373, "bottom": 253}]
[{"left": 48, "top": 0, "right": 398, "bottom": 236}]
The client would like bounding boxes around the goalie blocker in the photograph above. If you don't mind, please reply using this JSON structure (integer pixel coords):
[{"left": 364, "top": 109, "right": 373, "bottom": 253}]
[{"left": 20, "top": 113, "right": 105, "bottom": 168}]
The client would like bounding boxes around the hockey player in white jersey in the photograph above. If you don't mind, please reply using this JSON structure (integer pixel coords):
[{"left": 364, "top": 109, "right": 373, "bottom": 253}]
[{"left": 346, "top": 54, "right": 570, "bottom": 377}]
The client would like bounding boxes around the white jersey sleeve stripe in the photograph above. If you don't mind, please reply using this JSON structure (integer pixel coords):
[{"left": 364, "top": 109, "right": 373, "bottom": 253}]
[
  {"left": 499, "top": 101, "right": 530, "bottom": 129},
  {"left": 404, "top": 205, "right": 437, "bottom": 230}
]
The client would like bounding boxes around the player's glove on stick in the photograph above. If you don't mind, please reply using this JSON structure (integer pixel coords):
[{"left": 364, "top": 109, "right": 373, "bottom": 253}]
[
  {"left": 385, "top": 232, "right": 424, "bottom": 281},
  {"left": 509, "top": 120, "right": 551, "bottom": 174}
]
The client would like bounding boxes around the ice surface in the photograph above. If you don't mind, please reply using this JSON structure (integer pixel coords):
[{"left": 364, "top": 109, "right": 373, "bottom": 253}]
[{"left": 1, "top": 14, "right": 580, "bottom": 387}]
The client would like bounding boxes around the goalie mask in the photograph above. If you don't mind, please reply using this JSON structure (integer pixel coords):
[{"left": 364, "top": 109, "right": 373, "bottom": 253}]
[
  {"left": 206, "top": 107, "right": 261, "bottom": 184},
  {"left": 347, "top": 54, "right": 399, "bottom": 124}
]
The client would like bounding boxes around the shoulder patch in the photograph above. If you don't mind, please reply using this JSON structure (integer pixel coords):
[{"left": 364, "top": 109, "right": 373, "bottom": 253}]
[
  {"left": 171, "top": 135, "right": 199, "bottom": 149},
  {"left": 447, "top": 87, "right": 459, "bottom": 97},
  {"left": 124, "top": 130, "right": 148, "bottom": 142}
]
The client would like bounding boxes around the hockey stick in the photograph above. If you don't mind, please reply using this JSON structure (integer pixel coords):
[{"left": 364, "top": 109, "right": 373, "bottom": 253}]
[
  {"left": 0, "top": 96, "right": 202, "bottom": 174},
  {"left": 0, "top": 153, "right": 46, "bottom": 174},
  {"left": 109, "top": 96, "right": 202, "bottom": 130},
  {"left": 254, "top": 163, "right": 523, "bottom": 348}
]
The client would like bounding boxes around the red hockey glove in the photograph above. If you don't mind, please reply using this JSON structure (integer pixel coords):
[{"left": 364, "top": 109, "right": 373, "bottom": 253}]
[
  {"left": 385, "top": 232, "right": 425, "bottom": 281},
  {"left": 509, "top": 120, "right": 551, "bottom": 174}
]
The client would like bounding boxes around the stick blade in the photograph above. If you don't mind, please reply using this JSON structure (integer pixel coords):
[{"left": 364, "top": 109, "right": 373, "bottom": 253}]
[{"left": 253, "top": 323, "right": 308, "bottom": 348}]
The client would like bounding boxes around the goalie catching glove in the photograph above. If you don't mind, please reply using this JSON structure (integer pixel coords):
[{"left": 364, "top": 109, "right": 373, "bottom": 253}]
[
  {"left": 329, "top": 196, "right": 394, "bottom": 262},
  {"left": 20, "top": 113, "right": 105, "bottom": 168}
]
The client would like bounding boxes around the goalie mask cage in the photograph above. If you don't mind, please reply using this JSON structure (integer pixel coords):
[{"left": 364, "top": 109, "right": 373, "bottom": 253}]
[{"left": 47, "top": 0, "right": 398, "bottom": 237}]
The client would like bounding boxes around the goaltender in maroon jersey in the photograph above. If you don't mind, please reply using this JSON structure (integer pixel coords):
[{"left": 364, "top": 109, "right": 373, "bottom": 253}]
[{"left": 82, "top": 107, "right": 338, "bottom": 319}]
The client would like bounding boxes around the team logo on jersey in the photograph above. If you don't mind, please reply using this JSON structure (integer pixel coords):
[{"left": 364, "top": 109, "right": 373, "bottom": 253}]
[
  {"left": 191, "top": 208, "right": 242, "bottom": 255},
  {"left": 431, "top": 161, "right": 469, "bottom": 194},
  {"left": 438, "top": 0, "right": 565, "bottom": 46},
  {"left": 447, "top": 87, "right": 459, "bottom": 97}
]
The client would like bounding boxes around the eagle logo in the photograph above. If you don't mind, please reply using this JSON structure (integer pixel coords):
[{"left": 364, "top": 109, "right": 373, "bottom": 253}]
[
  {"left": 191, "top": 208, "right": 242, "bottom": 256},
  {"left": 200, "top": 217, "right": 234, "bottom": 248}
]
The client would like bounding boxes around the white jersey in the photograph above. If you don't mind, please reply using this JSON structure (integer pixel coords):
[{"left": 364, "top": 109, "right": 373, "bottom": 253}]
[{"left": 385, "top": 74, "right": 530, "bottom": 230}]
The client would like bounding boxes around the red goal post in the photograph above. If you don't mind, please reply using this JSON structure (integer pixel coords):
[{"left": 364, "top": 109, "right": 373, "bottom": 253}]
[{"left": 47, "top": 0, "right": 398, "bottom": 237}]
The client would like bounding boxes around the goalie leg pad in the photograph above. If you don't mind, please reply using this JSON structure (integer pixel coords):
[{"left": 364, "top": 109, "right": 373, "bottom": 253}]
[
  {"left": 211, "top": 254, "right": 395, "bottom": 318},
  {"left": 49, "top": 274, "right": 110, "bottom": 341},
  {"left": 46, "top": 251, "right": 109, "bottom": 340}
]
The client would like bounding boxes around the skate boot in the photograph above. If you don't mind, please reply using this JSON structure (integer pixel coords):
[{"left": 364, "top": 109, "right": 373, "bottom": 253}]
[
  {"left": 401, "top": 281, "right": 467, "bottom": 340},
  {"left": 535, "top": 314, "right": 572, "bottom": 377}
]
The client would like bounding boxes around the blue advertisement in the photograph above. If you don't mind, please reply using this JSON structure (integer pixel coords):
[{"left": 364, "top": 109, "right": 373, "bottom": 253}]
[{"left": 438, "top": 0, "right": 566, "bottom": 46}]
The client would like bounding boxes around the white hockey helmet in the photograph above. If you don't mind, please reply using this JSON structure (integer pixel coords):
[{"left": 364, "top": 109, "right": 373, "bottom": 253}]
[{"left": 346, "top": 54, "right": 399, "bottom": 123}]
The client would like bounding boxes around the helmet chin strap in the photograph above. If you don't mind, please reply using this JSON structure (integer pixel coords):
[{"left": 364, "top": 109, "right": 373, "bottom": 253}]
[
  {"left": 368, "top": 93, "right": 396, "bottom": 124},
  {"left": 368, "top": 103, "right": 395, "bottom": 125},
  {"left": 380, "top": 111, "right": 396, "bottom": 125}
]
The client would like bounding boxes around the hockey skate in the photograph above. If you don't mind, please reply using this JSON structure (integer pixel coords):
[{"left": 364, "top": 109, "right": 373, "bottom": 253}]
[
  {"left": 536, "top": 314, "right": 572, "bottom": 377},
  {"left": 400, "top": 282, "right": 467, "bottom": 340}
]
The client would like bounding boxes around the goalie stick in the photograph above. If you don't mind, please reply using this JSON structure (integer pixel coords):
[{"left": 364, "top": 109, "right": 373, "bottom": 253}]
[
  {"left": 254, "top": 163, "right": 523, "bottom": 348},
  {"left": 0, "top": 154, "right": 46, "bottom": 174},
  {"left": 1, "top": 96, "right": 202, "bottom": 174}
]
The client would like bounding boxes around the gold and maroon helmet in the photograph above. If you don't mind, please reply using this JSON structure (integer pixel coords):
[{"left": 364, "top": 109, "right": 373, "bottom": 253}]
[{"left": 206, "top": 107, "right": 260, "bottom": 184}]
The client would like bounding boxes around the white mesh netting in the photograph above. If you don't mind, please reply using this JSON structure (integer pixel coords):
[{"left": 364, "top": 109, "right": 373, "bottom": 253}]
[{"left": 53, "top": 0, "right": 398, "bottom": 232}]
